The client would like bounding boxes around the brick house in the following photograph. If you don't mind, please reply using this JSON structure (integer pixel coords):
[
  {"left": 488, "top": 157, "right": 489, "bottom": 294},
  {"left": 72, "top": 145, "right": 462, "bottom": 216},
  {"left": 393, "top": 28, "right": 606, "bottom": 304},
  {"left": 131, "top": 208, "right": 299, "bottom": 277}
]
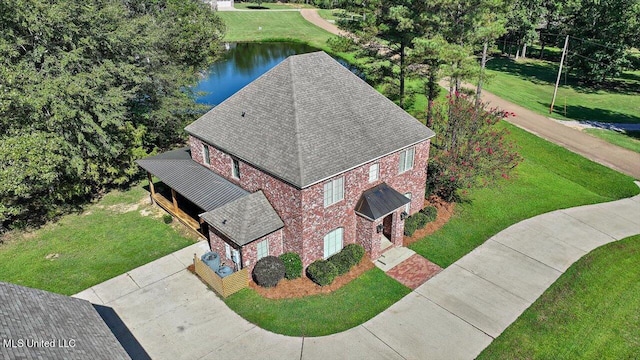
[{"left": 138, "top": 51, "right": 434, "bottom": 274}]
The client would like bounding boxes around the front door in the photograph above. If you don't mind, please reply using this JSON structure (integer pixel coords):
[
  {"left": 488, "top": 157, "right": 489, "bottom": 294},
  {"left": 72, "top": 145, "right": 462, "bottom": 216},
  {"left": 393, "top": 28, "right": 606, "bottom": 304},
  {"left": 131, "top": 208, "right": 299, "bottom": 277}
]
[{"left": 382, "top": 213, "right": 393, "bottom": 240}]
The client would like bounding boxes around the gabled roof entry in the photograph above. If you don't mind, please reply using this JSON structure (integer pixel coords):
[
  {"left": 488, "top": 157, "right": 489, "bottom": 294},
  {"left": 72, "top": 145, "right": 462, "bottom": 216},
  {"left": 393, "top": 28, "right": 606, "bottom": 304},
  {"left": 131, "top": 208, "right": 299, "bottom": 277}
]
[
  {"left": 185, "top": 51, "right": 435, "bottom": 189},
  {"left": 355, "top": 183, "right": 411, "bottom": 221}
]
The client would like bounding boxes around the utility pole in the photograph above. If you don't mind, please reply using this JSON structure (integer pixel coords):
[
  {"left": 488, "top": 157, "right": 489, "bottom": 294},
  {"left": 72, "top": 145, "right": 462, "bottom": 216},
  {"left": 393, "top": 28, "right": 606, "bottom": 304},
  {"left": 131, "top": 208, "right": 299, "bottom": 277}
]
[{"left": 550, "top": 35, "right": 569, "bottom": 114}]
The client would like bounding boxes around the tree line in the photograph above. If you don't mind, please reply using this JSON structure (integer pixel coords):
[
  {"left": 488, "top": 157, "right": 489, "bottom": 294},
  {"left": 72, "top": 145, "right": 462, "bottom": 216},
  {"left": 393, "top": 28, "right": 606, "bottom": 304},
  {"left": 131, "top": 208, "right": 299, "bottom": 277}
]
[{"left": 0, "top": 0, "right": 225, "bottom": 230}]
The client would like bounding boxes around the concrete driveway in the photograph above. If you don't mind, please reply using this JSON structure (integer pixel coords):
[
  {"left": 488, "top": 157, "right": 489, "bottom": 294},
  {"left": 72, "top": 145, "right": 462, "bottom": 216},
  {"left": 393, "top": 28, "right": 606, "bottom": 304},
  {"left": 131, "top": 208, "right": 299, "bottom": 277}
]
[{"left": 75, "top": 192, "right": 640, "bottom": 360}]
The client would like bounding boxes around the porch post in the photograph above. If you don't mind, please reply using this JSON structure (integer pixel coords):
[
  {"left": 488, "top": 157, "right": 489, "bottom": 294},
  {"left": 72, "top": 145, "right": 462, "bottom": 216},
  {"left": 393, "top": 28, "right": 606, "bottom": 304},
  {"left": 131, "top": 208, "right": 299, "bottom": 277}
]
[
  {"left": 147, "top": 172, "right": 155, "bottom": 204},
  {"left": 171, "top": 188, "right": 178, "bottom": 210}
]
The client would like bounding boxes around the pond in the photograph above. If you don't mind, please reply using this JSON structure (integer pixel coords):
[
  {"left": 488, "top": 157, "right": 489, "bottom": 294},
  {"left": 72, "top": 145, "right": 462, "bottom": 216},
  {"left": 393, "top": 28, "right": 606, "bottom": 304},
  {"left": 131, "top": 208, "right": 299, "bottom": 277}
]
[{"left": 194, "top": 42, "right": 360, "bottom": 107}]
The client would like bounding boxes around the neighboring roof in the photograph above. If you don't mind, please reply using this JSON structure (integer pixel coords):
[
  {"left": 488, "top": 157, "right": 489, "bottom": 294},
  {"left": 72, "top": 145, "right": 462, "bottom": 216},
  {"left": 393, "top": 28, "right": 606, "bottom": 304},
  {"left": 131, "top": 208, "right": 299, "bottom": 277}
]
[
  {"left": 136, "top": 147, "right": 248, "bottom": 212},
  {"left": 355, "top": 183, "right": 411, "bottom": 221},
  {"left": 200, "top": 191, "right": 284, "bottom": 246},
  {"left": 185, "top": 51, "right": 435, "bottom": 189},
  {"left": 0, "top": 282, "right": 131, "bottom": 360}
]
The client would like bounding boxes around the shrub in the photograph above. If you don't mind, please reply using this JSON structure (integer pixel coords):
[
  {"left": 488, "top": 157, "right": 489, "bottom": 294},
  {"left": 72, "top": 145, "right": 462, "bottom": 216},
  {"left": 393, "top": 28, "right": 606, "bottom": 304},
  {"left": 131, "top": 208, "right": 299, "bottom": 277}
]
[
  {"left": 404, "top": 212, "right": 428, "bottom": 236},
  {"left": 421, "top": 206, "right": 437, "bottom": 223},
  {"left": 306, "top": 260, "right": 339, "bottom": 286},
  {"left": 341, "top": 243, "right": 365, "bottom": 265},
  {"left": 279, "top": 252, "right": 302, "bottom": 280},
  {"left": 328, "top": 251, "right": 352, "bottom": 275},
  {"left": 162, "top": 214, "right": 173, "bottom": 224},
  {"left": 252, "top": 256, "right": 285, "bottom": 288}
]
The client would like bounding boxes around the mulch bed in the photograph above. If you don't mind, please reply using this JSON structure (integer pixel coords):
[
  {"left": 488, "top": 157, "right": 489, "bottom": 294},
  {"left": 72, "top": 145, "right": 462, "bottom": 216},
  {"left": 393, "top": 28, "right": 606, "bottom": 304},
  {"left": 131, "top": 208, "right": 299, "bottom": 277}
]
[
  {"left": 249, "top": 256, "right": 375, "bottom": 300},
  {"left": 191, "top": 196, "right": 455, "bottom": 299},
  {"left": 403, "top": 196, "right": 456, "bottom": 247}
]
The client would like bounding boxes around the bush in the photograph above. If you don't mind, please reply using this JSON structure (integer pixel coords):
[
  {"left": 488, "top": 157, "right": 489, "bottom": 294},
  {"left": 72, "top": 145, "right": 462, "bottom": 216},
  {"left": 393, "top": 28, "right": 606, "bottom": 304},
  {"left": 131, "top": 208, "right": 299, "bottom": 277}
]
[
  {"left": 421, "top": 206, "right": 437, "bottom": 223},
  {"left": 162, "top": 214, "right": 173, "bottom": 224},
  {"left": 341, "top": 243, "right": 365, "bottom": 265},
  {"left": 252, "top": 256, "right": 285, "bottom": 288},
  {"left": 306, "top": 260, "right": 339, "bottom": 286},
  {"left": 328, "top": 251, "right": 352, "bottom": 275},
  {"left": 279, "top": 252, "right": 302, "bottom": 280},
  {"left": 404, "top": 212, "right": 427, "bottom": 236}
]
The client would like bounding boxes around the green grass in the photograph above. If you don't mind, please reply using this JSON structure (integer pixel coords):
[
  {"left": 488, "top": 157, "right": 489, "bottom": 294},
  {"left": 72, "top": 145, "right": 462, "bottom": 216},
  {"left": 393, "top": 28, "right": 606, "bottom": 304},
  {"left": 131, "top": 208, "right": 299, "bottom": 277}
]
[
  {"left": 225, "top": 268, "right": 410, "bottom": 336},
  {"left": 233, "top": 2, "right": 316, "bottom": 10},
  {"left": 218, "top": 11, "right": 334, "bottom": 50},
  {"left": 478, "top": 235, "right": 640, "bottom": 359},
  {"left": 0, "top": 185, "right": 195, "bottom": 295},
  {"left": 584, "top": 129, "right": 640, "bottom": 153},
  {"left": 483, "top": 57, "right": 640, "bottom": 124},
  {"left": 410, "top": 122, "right": 639, "bottom": 268},
  {"left": 317, "top": 9, "right": 339, "bottom": 22}
]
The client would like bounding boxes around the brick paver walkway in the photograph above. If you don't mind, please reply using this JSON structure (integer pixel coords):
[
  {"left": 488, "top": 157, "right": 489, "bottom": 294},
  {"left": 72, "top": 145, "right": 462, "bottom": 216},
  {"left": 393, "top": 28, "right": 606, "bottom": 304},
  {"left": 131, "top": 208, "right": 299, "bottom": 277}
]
[{"left": 386, "top": 254, "right": 442, "bottom": 290}]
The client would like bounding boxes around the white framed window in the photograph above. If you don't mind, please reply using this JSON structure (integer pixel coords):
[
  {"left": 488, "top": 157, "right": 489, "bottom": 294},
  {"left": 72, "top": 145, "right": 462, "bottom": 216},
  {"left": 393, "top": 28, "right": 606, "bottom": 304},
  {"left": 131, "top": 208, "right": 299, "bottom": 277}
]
[
  {"left": 398, "top": 147, "right": 415, "bottom": 173},
  {"left": 256, "top": 240, "right": 269, "bottom": 260},
  {"left": 225, "top": 243, "right": 232, "bottom": 260},
  {"left": 404, "top": 193, "right": 412, "bottom": 213},
  {"left": 203, "top": 144, "right": 210, "bottom": 165},
  {"left": 324, "top": 227, "right": 343, "bottom": 258},
  {"left": 323, "top": 176, "right": 344, "bottom": 207},
  {"left": 368, "top": 163, "right": 379, "bottom": 182},
  {"left": 232, "top": 158, "right": 240, "bottom": 179}
]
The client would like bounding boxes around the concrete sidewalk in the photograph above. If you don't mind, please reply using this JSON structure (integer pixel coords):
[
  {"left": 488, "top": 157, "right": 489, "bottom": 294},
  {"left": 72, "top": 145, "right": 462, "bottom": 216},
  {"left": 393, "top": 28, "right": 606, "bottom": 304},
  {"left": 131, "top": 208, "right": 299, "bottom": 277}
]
[{"left": 75, "top": 192, "right": 640, "bottom": 359}]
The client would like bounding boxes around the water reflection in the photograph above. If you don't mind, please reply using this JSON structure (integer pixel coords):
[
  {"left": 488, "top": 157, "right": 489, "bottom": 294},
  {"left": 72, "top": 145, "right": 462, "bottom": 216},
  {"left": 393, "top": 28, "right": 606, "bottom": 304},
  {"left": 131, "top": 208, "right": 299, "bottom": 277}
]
[{"left": 194, "top": 42, "right": 362, "bottom": 107}]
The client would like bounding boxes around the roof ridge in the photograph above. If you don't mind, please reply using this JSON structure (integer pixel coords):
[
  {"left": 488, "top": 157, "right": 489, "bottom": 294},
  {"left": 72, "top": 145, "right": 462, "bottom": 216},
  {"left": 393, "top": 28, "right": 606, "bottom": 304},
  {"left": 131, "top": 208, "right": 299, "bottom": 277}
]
[{"left": 289, "top": 56, "right": 305, "bottom": 186}]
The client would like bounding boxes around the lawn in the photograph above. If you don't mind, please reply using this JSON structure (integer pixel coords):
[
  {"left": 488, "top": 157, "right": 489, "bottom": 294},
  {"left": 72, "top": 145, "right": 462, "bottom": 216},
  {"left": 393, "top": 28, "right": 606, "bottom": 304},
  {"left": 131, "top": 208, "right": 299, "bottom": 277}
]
[
  {"left": 478, "top": 235, "right": 640, "bottom": 359},
  {"left": 232, "top": 2, "right": 316, "bottom": 10},
  {"left": 410, "top": 121, "right": 639, "bottom": 268},
  {"left": 225, "top": 268, "right": 410, "bottom": 336},
  {"left": 0, "top": 185, "right": 196, "bottom": 295},
  {"left": 483, "top": 57, "right": 640, "bottom": 124},
  {"left": 217, "top": 11, "right": 335, "bottom": 50},
  {"left": 584, "top": 129, "right": 640, "bottom": 153}
]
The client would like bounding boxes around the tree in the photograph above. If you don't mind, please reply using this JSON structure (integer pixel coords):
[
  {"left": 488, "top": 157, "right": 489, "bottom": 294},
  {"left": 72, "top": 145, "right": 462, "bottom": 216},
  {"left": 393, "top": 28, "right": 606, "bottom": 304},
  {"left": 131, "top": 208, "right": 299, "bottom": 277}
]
[
  {"left": 0, "top": 0, "right": 225, "bottom": 229},
  {"left": 504, "top": 0, "right": 545, "bottom": 59},
  {"left": 408, "top": 36, "right": 450, "bottom": 127},
  {"left": 343, "top": 0, "right": 428, "bottom": 108},
  {"left": 426, "top": 94, "right": 522, "bottom": 201},
  {"left": 566, "top": 0, "right": 640, "bottom": 84}
]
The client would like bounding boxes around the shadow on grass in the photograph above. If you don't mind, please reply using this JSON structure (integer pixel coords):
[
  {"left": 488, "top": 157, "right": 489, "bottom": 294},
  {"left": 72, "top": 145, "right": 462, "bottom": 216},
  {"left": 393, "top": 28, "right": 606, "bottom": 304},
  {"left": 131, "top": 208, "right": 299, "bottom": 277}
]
[
  {"left": 541, "top": 102, "right": 640, "bottom": 124},
  {"left": 488, "top": 56, "right": 640, "bottom": 95}
]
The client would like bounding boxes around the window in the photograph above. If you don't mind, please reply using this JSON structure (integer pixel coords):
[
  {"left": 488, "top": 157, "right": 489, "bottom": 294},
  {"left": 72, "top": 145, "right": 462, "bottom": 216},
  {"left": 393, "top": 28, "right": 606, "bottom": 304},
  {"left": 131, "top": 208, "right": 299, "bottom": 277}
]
[
  {"left": 225, "top": 243, "right": 232, "bottom": 260},
  {"left": 368, "top": 163, "right": 379, "bottom": 182},
  {"left": 232, "top": 158, "right": 240, "bottom": 179},
  {"left": 398, "top": 147, "right": 415, "bottom": 173},
  {"left": 324, "top": 228, "right": 343, "bottom": 258},
  {"left": 404, "top": 193, "right": 412, "bottom": 213},
  {"left": 323, "top": 176, "right": 344, "bottom": 207},
  {"left": 257, "top": 240, "right": 269, "bottom": 260},
  {"left": 203, "top": 144, "right": 210, "bottom": 165}
]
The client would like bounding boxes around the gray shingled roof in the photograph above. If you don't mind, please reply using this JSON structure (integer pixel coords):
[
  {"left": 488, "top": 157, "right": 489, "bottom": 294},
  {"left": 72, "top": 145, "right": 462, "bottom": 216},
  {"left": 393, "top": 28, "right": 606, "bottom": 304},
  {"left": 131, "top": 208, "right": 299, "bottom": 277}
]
[
  {"left": 355, "top": 183, "right": 411, "bottom": 221},
  {"left": 0, "top": 282, "right": 131, "bottom": 360},
  {"left": 200, "top": 191, "right": 284, "bottom": 246},
  {"left": 136, "top": 147, "right": 248, "bottom": 212},
  {"left": 185, "top": 51, "right": 435, "bottom": 189}
]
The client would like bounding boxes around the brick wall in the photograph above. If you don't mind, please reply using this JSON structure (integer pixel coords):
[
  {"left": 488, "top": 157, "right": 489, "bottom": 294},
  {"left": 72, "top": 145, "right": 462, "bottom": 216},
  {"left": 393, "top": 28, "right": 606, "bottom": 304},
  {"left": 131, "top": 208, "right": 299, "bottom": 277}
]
[
  {"left": 191, "top": 135, "right": 303, "bottom": 255},
  {"left": 192, "top": 135, "right": 431, "bottom": 268},
  {"left": 240, "top": 230, "right": 284, "bottom": 274}
]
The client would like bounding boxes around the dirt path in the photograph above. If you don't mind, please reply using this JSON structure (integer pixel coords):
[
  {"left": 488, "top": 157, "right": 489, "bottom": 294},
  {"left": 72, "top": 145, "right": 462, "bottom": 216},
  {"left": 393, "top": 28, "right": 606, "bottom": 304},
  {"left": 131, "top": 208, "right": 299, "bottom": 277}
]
[
  {"left": 299, "top": 9, "right": 348, "bottom": 36},
  {"left": 300, "top": 11, "right": 639, "bottom": 178},
  {"left": 481, "top": 88, "right": 640, "bottom": 179}
]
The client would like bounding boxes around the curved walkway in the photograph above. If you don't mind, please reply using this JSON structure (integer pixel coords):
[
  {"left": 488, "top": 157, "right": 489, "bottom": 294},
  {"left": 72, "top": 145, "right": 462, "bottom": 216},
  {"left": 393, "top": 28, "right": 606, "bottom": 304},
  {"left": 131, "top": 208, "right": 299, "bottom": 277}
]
[
  {"left": 75, "top": 190, "right": 640, "bottom": 359},
  {"left": 299, "top": 9, "right": 349, "bottom": 37}
]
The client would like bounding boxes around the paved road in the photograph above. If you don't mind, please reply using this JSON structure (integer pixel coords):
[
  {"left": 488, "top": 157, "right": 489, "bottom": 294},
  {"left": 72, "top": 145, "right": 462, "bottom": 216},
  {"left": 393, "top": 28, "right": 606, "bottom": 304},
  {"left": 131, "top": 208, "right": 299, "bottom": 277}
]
[
  {"left": 299, "top": 10, "right": 640, "bottom": 179},
  {"left": 75, "top": 190, "right": 640, "bottom": 359}
]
